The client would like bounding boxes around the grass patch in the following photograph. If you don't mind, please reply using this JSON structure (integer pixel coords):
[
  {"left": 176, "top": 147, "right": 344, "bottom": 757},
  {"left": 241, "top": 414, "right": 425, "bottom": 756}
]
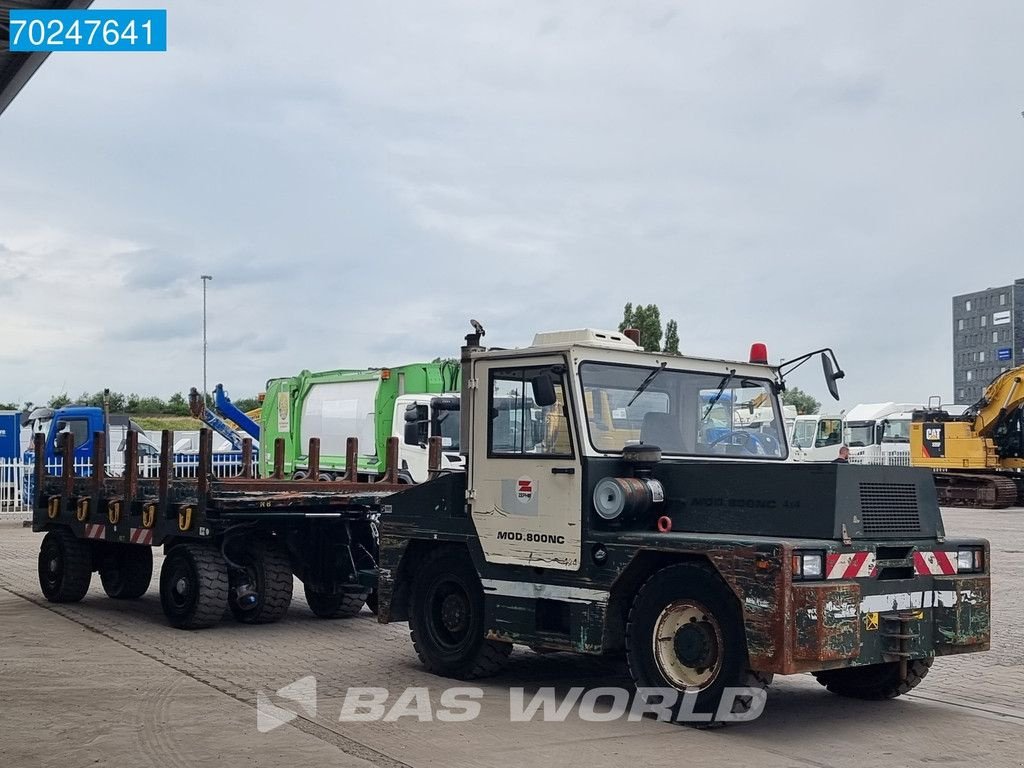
[{"left": 134, "top": 416, "right": 205, "bottom": 431}]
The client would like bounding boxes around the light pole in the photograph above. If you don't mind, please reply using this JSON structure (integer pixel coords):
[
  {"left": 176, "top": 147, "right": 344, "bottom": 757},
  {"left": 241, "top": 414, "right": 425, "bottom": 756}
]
[{"left": 201, "top": 275, "right": 213, "bottom": 405}]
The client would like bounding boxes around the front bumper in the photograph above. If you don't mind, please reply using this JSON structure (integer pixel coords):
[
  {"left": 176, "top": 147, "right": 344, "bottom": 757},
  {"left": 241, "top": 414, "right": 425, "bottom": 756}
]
[{"left": 782, "top": 574, "right": 990, "bottom": 674}]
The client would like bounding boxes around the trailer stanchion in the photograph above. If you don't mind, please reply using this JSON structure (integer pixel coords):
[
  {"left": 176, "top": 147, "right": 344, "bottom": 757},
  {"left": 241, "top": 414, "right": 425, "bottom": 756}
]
[
  {"left": 240, "top": 438, "right": 253, "bottom": 479},
  {"left": 343, "top": 437, "right": 358, "bottom": 483},
  {"left": 124, "top": 429, "right": 138, "bottom": 508},
  {"left": 308, "top": 437, "right": 321, "bottom": 480},
  {"left": 379, "top": 437, "right": 399, "bottom": 484},
  {"left": 159, "top": 430, "right": 173, "bottom": 509},
  {"left": 61, "top": 432, "right": 74, "bottom": 502},
  {"left": 427, "top": 436, "right": 442, "bottom": 477},
  {"left": 273, "top": 437, "right": 285, "bottom": 480},
  {"left": 33, "top": 432, "right": 46, "bottom": 511}
]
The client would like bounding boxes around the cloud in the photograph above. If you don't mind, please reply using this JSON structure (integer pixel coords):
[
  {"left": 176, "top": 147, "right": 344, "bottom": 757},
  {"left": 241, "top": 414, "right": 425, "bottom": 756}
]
[{"left": 0, "top": 0, "right": 1022, "bottom": 411}]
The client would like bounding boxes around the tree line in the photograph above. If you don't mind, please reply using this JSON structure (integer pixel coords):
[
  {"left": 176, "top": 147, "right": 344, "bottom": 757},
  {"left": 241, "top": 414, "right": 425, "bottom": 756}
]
[{"left": 0, "top": 391, "right": 262, "bottom": 416}]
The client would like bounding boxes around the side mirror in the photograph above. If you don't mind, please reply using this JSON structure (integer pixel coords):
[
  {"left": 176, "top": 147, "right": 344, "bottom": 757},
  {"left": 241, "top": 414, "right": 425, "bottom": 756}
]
[
  {"left": 531, "top": 372, "right": 557, "bottom": 408},
  {"left": 404, "top": 404, "right": 419, "bottom": 423},
  {"left": 821, "top": 353, "right": 842, "bottom": 401}
]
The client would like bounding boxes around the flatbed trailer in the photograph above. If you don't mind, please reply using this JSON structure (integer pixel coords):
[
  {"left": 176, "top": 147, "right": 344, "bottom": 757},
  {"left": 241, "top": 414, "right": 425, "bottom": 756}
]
[{"left": 30, "top": 428, "right": 439, "bottom": 627}]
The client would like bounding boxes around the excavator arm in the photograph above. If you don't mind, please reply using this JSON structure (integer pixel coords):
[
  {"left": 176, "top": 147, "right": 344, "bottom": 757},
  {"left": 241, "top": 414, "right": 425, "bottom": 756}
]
[{"left": 972, "top": 365, "right": 1024, "bottom": 438}]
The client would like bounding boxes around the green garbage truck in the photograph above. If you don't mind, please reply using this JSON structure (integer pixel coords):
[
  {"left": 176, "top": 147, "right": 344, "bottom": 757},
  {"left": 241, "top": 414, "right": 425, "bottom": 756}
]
[{"left": 260, "top": 361, "right": 462, "bottom": 483}]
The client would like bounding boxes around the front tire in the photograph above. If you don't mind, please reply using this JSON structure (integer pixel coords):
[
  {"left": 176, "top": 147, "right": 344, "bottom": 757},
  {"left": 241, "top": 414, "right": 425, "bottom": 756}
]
[
  {"left": 159, "top": 544, "right": 229, "bottom": 629},
  {"left": 409, "top": 549, "right": 511, "bottom": 679},
  {"left": 99, "top": 545, "right": 153, "bottom": 599},
  {"left": 812, "top": 658, "right": 932, "bottom": 700},
  {"left": 626, "top": 564, "right": 753, "bottom": 724},
  {"left": 38, "top": 528, "right": 92, "bottom": 603}
]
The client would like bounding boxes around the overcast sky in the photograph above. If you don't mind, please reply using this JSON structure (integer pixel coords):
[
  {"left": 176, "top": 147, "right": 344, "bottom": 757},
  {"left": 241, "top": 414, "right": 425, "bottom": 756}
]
[{"left": 1, "top": 1, "right": 1022, "bottom": 413}]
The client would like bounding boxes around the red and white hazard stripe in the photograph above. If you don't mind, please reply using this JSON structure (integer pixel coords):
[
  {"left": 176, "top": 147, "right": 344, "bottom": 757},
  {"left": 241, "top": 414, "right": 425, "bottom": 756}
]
[
  {"left": 826, "top": 551, "right": 877, "bottom": 579},
  {"left": 913, "top": 550, "right": 957, "bottom": 575},
  {"left": 83, "top": 523, "right": 106, "bottom": 541},
  {"left": 129, "top": 528, "right": 154, "bottom": 546}
]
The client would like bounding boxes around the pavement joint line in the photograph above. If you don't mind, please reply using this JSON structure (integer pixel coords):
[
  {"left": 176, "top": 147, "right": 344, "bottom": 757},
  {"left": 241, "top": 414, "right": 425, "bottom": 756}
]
[
  {"left": 0, "top": 584, "right": 413, "bottom": 768},
  {"left": 903, "top": 691, "right": 1024, "bottom": 723}
]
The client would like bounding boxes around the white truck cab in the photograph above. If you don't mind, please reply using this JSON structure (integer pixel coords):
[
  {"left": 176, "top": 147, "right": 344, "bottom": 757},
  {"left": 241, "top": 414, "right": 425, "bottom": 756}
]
[
  {"left": 789, "top": 414, "right": 845, "bottom": 462},
  {"left": 843, "top": 402, "right": 919, "bottom": 465}
]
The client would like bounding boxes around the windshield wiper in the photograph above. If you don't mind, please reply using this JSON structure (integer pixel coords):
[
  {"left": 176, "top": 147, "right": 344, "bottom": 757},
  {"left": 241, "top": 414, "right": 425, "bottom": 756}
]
[
  {"left": 702, "top": 369, "right": 736, "bottom": 421},
  {"left": 627, "top": 362, "right": 668, "bottom": 407}
]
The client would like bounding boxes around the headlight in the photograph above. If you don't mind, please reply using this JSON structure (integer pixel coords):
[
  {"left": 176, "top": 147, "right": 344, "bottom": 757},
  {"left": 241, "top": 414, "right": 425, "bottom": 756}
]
[
  {"left": 792, "top": 551, "right": 825, "bottom": 580},
  {"left": 956, "top": 547, "right": 985, "bottom": 574}
]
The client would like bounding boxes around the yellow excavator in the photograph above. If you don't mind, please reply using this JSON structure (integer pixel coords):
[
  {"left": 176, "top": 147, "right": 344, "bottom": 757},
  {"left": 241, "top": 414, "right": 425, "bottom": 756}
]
[{"left": 911, "top": 365, "right": 1024, "bottom": 508}]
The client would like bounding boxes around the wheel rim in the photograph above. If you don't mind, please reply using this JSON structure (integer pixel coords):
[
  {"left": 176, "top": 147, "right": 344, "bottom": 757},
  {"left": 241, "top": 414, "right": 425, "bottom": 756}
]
[
  {"left": 652, "top": 600, "right": 723, "bottom": 690},
  {"left": 426, "top": 576, "right": 473, "bottom": 652},
  {"left": 166, "top": 559, "right": 194, "bottom": 612},
  {"left": 40, "top": 540, "right": 63, "bottom": 591}
]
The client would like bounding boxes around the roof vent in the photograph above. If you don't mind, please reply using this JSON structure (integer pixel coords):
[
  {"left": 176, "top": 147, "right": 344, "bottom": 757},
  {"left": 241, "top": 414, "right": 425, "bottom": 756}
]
[{"left": 531, "top": 329, "right": 641, "bottom": 350}]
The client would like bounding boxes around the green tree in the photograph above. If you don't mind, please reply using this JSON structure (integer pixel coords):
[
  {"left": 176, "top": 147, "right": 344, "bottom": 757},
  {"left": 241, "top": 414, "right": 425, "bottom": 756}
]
[
  {"left": 231, "top": 396, "right": 261, "bottom": 413},
  {"left": 619, "top": 302, "right": 681, "bottom": 354},
  {"left": 48, "top": 393, "right": 71, "bottom": 408},
  {"left": 781, "top": 387, "right": 820, "bottom": 415},
  {"left": 167, "top": 392, "right": 190, "bottom": 416},
  {"left": 663, "top": 320, "right": 680, "bottom": 354}
]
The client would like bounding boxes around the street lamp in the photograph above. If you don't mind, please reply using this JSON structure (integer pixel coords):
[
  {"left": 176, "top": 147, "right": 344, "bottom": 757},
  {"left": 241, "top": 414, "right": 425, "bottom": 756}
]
[{"left": 201, "top": 275, "right": 213, "bottom": 405}]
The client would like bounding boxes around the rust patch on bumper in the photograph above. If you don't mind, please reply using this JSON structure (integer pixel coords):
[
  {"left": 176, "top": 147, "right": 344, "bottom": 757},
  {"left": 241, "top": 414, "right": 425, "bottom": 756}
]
[
  {"left": 791, "top": 583, "right": 861, "bottom": 663},
  {"left": 934, "top": 575, "right": 991, "bottom": 653}
]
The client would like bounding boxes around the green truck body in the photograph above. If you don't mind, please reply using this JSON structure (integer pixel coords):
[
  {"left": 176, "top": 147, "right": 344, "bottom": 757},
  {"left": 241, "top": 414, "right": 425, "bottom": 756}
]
[{"left": 260, "top": 361, "right": 461, "bottom": 481}]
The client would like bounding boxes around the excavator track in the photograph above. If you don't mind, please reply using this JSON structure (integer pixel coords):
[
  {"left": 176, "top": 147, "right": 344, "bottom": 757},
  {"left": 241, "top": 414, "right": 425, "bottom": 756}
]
[{"left": 933, "top": 472, "right": 1019, "bottom": 509}]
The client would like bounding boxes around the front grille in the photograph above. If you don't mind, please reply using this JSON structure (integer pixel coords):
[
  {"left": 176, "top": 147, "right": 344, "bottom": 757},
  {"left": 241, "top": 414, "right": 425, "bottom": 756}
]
[{"left": 858, "top": 482, "right": 921, "bottom": 536}]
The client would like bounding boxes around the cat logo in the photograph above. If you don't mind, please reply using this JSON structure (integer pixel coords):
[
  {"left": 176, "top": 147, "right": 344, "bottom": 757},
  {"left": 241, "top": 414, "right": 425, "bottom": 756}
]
[{"left": 925, "top": 428, "right": 941, "bottom": 441}]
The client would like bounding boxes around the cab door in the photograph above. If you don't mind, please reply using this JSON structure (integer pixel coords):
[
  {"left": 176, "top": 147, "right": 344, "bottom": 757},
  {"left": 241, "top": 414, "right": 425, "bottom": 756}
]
[{"left": 468, "top": 357, "right": 583, "bottom": 571}]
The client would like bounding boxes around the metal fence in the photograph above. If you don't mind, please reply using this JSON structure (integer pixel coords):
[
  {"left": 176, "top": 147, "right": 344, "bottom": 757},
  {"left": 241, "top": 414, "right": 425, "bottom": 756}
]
[
  {"left": 849, "top": 452, "right": 912, "bottom": 467},
  {"left": 0, "top": 454, "right": 260, "bottom": 518}
]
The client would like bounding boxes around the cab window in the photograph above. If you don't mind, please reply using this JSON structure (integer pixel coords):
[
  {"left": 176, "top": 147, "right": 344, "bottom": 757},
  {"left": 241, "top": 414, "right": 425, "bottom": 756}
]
[{"left": 488, "top": 366, "right": 573, "bottom": 458}]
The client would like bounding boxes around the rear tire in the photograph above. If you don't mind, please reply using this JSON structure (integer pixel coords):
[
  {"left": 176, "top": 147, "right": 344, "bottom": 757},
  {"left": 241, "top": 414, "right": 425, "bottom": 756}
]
[
  {"left": 38, "top": 528, "right": 92, "bottom": 603},
  {"left": 227, "top": 542, "right": 294, "bottom": 624},
  {"left": 626, "top": 563, "right": 754, "bottom": 724},
  {"left": 812, "top": 658, "right": 932, "bottom": 700},
  {"left": 159, "top": 544, "right": 229, "bottom": 629},
  {"left": 99, "top": 545, "right": 153, "bottom": 599},
  {"left": 409, "top": 549, "right": 511, "bottom": 679},
  {"left": 303, "top": 584, "right": 365, "bottom": 618}
]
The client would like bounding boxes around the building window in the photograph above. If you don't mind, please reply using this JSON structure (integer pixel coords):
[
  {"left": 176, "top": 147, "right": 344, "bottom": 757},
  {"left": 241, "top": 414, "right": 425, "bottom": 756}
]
[
  {"left": 980, "top": 351, "right": 986, "bottom": 362},
  {"left": 981, "top": 315, "right": 987, "bottom": 327},
  {"left": 967, "top": 371, "right": 973, "bottom": 381},
  {"left": 993, "top": 331, "right": 999, "bottom": 343},
  {"left": 966, "top": 300, "right": 972, "bottom": 311},
  {"left": 1001, "top": 293, "right": 1007, "bottom": 306},
  {"left": 958, "top": 319, "right": 964, "bottom": 331}
]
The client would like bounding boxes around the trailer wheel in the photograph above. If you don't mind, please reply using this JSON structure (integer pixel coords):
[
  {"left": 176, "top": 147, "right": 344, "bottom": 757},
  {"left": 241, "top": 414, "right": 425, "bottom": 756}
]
[
  {"left": 812, "top": 658, "right": 932, "bottom": 700},
  {"left": 303, "top": 584, "right": 365, "bottom": 618},
  {"left": 99, "top": 545, "right": 153, "bottom": 599},
  {"left": 409, "top": 549, "right": 511, "bottom": 679},
  {"left": 159, "top": 544, "right": 229, "bottom": 629},
  {"left": 38, "top": 528, "right": 92, "bottom": 603},
  {"left": 626, "top": 563, "right": 753, "bottom": 724},
  {"left": 228, "top": 543, "right": 294, "bottom": 624}
]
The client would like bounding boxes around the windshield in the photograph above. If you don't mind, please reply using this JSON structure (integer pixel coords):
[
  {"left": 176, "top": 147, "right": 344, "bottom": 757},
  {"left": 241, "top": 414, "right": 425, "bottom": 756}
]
[
  {"left": 579, "top": 362, "right": 786, "bottom": 459},
  {"left": 433, "top": 407, "right": 460, "bottom": 450},
  {"left": 844, "top": 421, "right": 875, "bottom": 448},
  {"left": 791, "top": 420, "right": 817, "bottom": 449},
  {"left": 882, "top": 418, "right": 910, "bottom": 443}
]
